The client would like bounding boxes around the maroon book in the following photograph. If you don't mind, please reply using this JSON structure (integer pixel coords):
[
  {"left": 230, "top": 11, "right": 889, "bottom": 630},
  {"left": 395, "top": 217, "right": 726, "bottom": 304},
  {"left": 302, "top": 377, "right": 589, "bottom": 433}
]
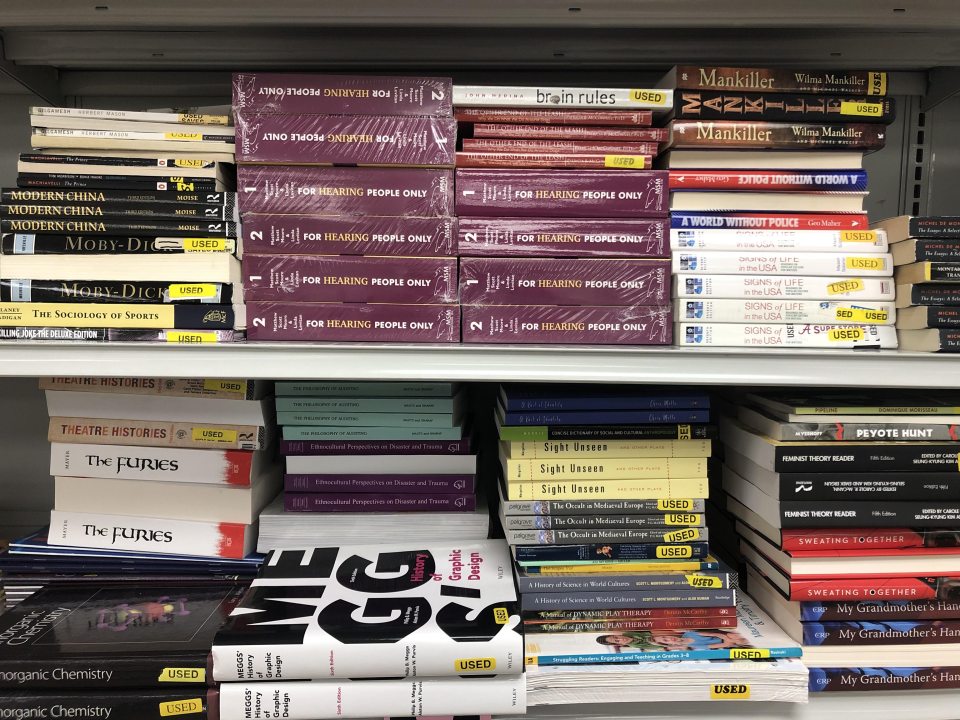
[
  {"left": 455, "top": 169, "right": 668, "bottom": 218},
  {"left": 471, "top": 123, "right": 669, "bottom": 142},
  {"left": 243, "top": 255, "right": 457, "bottom": 303},
  {"left": 461, "top": 138, "right": 661, "bottom": 154},
  {"left": 462, "top": 305, "right": 672, "bottom": 345},
  {"left": 245, "top": 302, "right": 460, "bottom": 342},
  {"left": 666, "top": 120, "right": 886, "bottom": 150},
  {"left": 457, "top": 217, "right": 668, "bottom": 258},
  {"left": 242, "top": 214, "right": 456, "bottom": 256},
  {"left": 459, "top": 257, "right": 670, "bottom": 306},
  {"left": 284, "top": 492, "right": 477, "bottom": 512},
  {"left": 232, "top": 72, "right": 453, "bottom": 115},
  {"left": 455, "top": 108, "right": 654, "bottom": 126},
  {"left": 455, "top": 151, "right": 652, "bottom": 170},
  {"left": 236, "top": 113, "right": 456, "bottom": 166},
  {"left": 285, "top": 473, "right": 477, "bottom": 493},
  {"left": 280, "top": 438, "right": 472, "bottom": 455},
  {"left": 236, "top": 166, "right": 453, "bottom": 216}
]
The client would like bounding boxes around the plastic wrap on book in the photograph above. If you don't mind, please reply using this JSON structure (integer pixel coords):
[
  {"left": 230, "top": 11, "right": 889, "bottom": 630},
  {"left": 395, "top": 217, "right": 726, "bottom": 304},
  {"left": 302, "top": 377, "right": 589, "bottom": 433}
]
[
  {"left": 457, "top": 218, "right": 667, "bottom": 258},
  {"left": 462, "top": 305, "right": 672, "bottom": 345},
  {"left": 245, "top": 303, "right": 459, "bottom": 342}
]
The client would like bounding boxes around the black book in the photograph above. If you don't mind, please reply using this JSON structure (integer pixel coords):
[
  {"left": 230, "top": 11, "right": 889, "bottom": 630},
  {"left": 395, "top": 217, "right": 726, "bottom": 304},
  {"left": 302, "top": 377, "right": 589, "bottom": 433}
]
[
  {"left": 0, "top": 689, "right": 218, "bottom": 720},
  {"left": 497, "top": 421, "right": 716, "bottom": 441},
  {"left": 671, "top": 89, "right": 896, "bottom": 123},
  {"left": 17, "top": 174, "right": 219, "bottom": 192},
  {"left": 0, "top": 218, "right": 236, "bottom": 238},
  {"left": 0, "top": 279, "right": 232, "bottom": 304},
  {"left": 1, "top": 234, "right": 237, "bottom": 255},
  {"left": 0, "top": 303, "right": 238, "bottom": 330},
  {"left": 0, "top": 201, "right": 235, "bottom": 221},
  {"left": 513, "top": 541, "right": 710, "bottom": 563},
  {"left": 2, "top": 189, "right": 232, "bottom": 206},
  {"left": 892, "top": 238, "right": 960, "bottom": 264},
  {"left": 19, "top": 153, "right": 219, "bottom": 170},
  {"left": 896, "top": 283, "right": 960, "bottom": 308},
  {"left": 0, "top": 582, "right": 247, "bottom": 688},
  {"left": 737, "top": 404, "right": 960, "bottom": 442}
]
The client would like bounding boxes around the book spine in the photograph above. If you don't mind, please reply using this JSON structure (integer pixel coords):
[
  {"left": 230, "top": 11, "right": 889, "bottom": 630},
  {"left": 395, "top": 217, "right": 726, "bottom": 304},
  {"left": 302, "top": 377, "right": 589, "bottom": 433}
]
[
  {"left": 772, "top": 444, "right": 960, "bottom": 472},
  {"left": 233, "top": 72, "right": 454, "bottom": 115},
  {"left": 518, "top": 571, "right": 727, "bottom": 592},
  {"left": 909, "top": 306, "right": 960, "bottom": 327},
  {"left": 505, "top": 512, "right": 705, "bottom": 530},
  {"left": 0, "top": 327, "right": 239, "bottom": 342},
  {"left": 241, "top": 214, "right": 456, "bottom": 256},
  {"left": 0, "top": 689, "right": 217, "bottom": 714},
  {"left": 2, "top": 234, "right": 237, "bottom": 254},
  {"left": 672, "top": 211, "right": 869, "bottom": 231},
  {"left": 461, "top": 138, "right": 661, "bottom": 154},
  {"left": 676, "top": 299, "right": 895, "bottom": 325},
  {"left": 516, "top": 541, "right": 709, "bottom": 562},
  {"left": 18, "top": 174, "right": 218, "bottom": 192},
  {"left": 671, "top": 228, "right": 886, "bottom": 252},
  {"left": 0, "top": 218, "right": 235, "bottom": 237},
  {"left": 217, "top": 677, "right": 524, "bottom": 719},
  {"left": 505, "top": 439, "right": 711, "bottom": 456},
  {"left": 520, "top": 584, "right": 732, "bottom": 609},
  {"left": 909, "top": 217, "right": 960, "bottom": 237},
  {"left": 507, "top": 527, "right": 706, "bottom": 545},
  {"left": 908, "top": 262, "right": 960, "bottom": 282},
  {"left": 453, "top": 85, "right": 671, "bottom": 109},
  {"left": 503, "top": 477, "right": 708, "bottom": 501},
  {"left": 0, "top": 654, "right": 213, "bottom": 689},
  {"left": 455, "top": 152, "right": 652, "bottom": 170},
  {"left": 0, "top": 202, "right": 233, "bottom": 221},
  {"left": 672, "top": 90, "right": 895, "bottom": 122},
  {"left": 780, "top": 528, "right": 957, "bottom": 552},
  {"left": 503, "top": 456, "right": 707, "bottom": 480},
  {"left": 501, "top": 498, "right": 704, "bottom": 515},
  {"left": 770, "top": 422, "right": 960, "bottom": 443},
  {"left": 677, "top": 323, "right": 897, "bottom": 348},
  {"left": 523, "top": 606, "right": 732, "bottom": 620},
  {"left": 674, "top": 274, "right": 895, "bottom": 300},
  {"left": 18, "top": 151, "right": 222, "bottom": 167},
  {"left": 30, "top": 105, "right": 230, "bottom": 124},
  {"left": 800, "top": 598, "right": 960, "bottom": 621},
  {"left": 898, "top": 239, "right": 960, "bottom": 262},
  {"left": 49, "top": 443, "right": 254, "bottom": 485},
  {"left": 0, "top": 303, "right": 236, "bottom": 329},
  {"left": 774, "top": 470, "right": 960, "bottom": 500},
  {"left": 457, "top": 218, "right": 668, "bottom": 258},
  {"left": 1, "top": 188, "right": 232, "bottom": 205},
  {"left": 668, "top": 121, "right": 885, "bottom": 150},
  {"left": 455, "top": 169, "right": 668, "bottom": 218},
  {"left": 285, "top": 474, "right": 476, "bottom": 493},
  {"left": 455, "top": 108, "right": 654, "bottom": 125},
  {"left": 280, "top": 438, "right": 470, "bottom": 455},
  {"left": 34, "top": 128, "right": 235, "bottom": 142},
  {"left": 245, "top": 302, "right": 460, "bottom": 343},
  {"left": 0, "top": 280, "right": 230, "bottom": 304},
  {"left": 529, "top": 646, "right": 797, "bottom": 665},
  {"left": 275, "top": 380, "right": 456, "bottom": 396},
  {"left": 235, "top": 114, "right": 457, "bottom": 166},
  {"left": 502, "top": 410, "right": 709, "bottom": 426},
  {"left": 275, "top": 411, "right": 454, "bottom": 427},
  {"left": 525, "top": 615, "right": 737, "bottom": 632},
  {"left": 243, "top": 255, "right": 457, "bottom": 303},
  {"left": 282, "top": 425, "right": 463, "bottom": 441},
  {"left": 48, "top": 510, "right": 249, "bottom": 558},
  {"left": 497, "top": 424, "right": 717, "bottom": 442},
  {"left": 471, "top": 123, "right": 668, "bottom": 142},
  {"left": 235, "top": 166, "right": 453, "bottom": 216},
  {"left": 672, "top": 251, "right": 893, "bottom": 276},
  {"left": 459, "top": 257, "right": 670, "bottom": 305},
  {"left": 790, "top": 577, "right": 950, "bottom": 602},
  {"left": 462, "top": 305, "right": 672, "bottom": 345},
  {"left": 669, "top": 170, "right": 869, "bottom": 191},
  {"left": 276, "top": 396, "right": 456, "bottom": 413},
  {"left": 283, "top": 492, "right": 476, "bottom": 512},
  {"left": 674, "top": 67, "right": 887, "bottom": 94},
  {"left": 40, "top": 377, "right": 257, "bottom": 399},
  {"left": 49, "top": 417, "right": 265, "bottom": 451},
  {"left": 525, "top": 558, "right": 719, "bottom": 574},
  {"left": 809, "top": 666, "right": 960, "bottom": 692},
  {"left": 780, "top": 501, "right": 960, "bottom": 528},
  {"left": 901, "top": 327, "right": 960, "bottom": 351}
]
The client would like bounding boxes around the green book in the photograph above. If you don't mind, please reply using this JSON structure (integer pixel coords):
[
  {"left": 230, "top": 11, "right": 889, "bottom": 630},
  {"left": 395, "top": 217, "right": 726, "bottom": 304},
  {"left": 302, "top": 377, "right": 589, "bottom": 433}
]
[
  {"left": 275, "top": 381, "right": 460, "bottom": 397},
  {"left": 275, "top": 394, "right": 463, "bottom": 414},
  {"left": 276, "top": 411, "right": 459, "bottom": 428},
  {"left": 282, "top": 425, "right": 464, "bottom": 441}
]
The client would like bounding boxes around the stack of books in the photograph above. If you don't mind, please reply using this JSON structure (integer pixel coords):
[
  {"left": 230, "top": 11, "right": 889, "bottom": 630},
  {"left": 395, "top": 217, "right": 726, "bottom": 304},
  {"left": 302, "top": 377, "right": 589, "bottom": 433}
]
[
  {"left": 658, "top": 64, "right": 899, "bottom": 349},
  {"left": 452, "top": 84, "right": 673, "bottom": 345},
  {"left": 0, "top": 105, "right": 242, "bottom": 343},
  {"left": 232, "top": 73, "right": 460, "bottom": 342},
  {"left": 494, "top": 383, "right": 807, "bottom": 704},
  {"left": 720, "top": 390, "right": 960, "bottom": 694},
  {"left": 880, "top": 214, "right": 960, "bottom": 352},
  {"left": 42, "top": 377, "right": 279, "bottom": 560},
  {"left": 257, "top": 380, "right": 487, "bottom": 550},
  {"left": 211, "top": 541, "right": 526, "bottom": 717}
]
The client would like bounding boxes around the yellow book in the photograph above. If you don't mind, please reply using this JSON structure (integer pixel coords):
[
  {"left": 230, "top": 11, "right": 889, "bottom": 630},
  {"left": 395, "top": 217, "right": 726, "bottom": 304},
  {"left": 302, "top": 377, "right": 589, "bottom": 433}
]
[
  {"left": 500, "top": 449, "right": 708, "bottom": 482},
  {"left": 501, "top": 477, "right": 708, "bottom": 501},
  {"left": 502, "top": 439, "right": 712, "bottom": 459},
  {"left": 0, "top": 302, "right": 237, "bottom": 329},
  {"left": 522, "top": 558, "right": 718, "bottom": 574}
]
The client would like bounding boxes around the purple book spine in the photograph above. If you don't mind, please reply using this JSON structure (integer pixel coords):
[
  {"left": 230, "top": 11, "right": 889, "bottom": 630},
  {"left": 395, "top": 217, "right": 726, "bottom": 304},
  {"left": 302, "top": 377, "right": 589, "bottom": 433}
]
[
  {"left": 243, "top": 255, "right": 458, "bottom": 303},
  {"left": 246, "top": 302, "right": 460, "bottom": 342},
  {"left": 242, "top": 214, "right": 456, "bottom": 256},
  {"left": 457, "top": 217, "right": 668, "bottom": 258},
  {"left": 232, "top": 72, "right": 453, "bottom": 116},
  {"left": 462, "top": 305, "right": 673, "bottom": 344},
  {"left": 455, "top": 169, "right": 668, "bottom": 218},
  {"left": 281, "top": 439, "right": 472, "bottom": 455},
  {"left": 284, "top": 492, "right": 477, "bottom": 512},
  {"left": 236, "top": 166, "right": 454, "bottom": 216},
  {"left": 460, "top": 257, "right": 670, "bottom": 305},
  {"left": 285, "top": 474, "right": 477, "bottom": 493},
  {"left": 236, "top": 113, "right": 457, "bottom": 166}
]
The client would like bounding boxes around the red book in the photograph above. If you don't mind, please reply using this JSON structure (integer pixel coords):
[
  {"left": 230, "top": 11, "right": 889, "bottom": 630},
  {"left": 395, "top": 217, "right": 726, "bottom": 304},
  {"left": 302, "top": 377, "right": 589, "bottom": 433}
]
[
  {"left": 781, "top": 528, "right": 960, "bottom": 552},
  {"left": 789, "top": 576, "right": 960, "bottom": 601},
  {"left": 455, "top": 151, "right": 652, "bottom": 170},
  {"left": 455, "top": 108, "right": 654, "bottom": 126},
  {"left": 671, "top": 211, "right": 870, "bottom": 230},
  {"left": 471, "top": 123, "right": 669, "bottom": 142},
  {"left": 462, "top": 137, "right": 661, "bottom": 154}
]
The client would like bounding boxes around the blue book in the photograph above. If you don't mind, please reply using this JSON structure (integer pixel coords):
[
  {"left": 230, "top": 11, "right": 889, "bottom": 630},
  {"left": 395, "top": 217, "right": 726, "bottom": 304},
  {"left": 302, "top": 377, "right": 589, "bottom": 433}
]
[
  {"left": 500, "top": 384, "right": 710, "bottom": 412},
  {"left": 808, "top": 666, "right": 956, "bottom": 692},
  {"left": 501, "top": 408, "right": 710, "bottom": 426},
  {"left": 514, "top": 541, "right": 709, "bottom": 563},
  {"left": 672, "top": 209, "right": 867, "bottom": 229}
]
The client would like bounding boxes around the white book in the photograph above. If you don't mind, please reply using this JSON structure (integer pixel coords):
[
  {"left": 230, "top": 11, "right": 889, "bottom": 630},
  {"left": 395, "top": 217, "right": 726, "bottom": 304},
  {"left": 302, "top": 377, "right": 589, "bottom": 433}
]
[
  {"left": 672, "top": 251, "right": 893, "bottom": 276},
  {"left": 17, "top": 159, "right": 223, "bottom": 179},
  {"left": 31, "top": 115, "right": 235, "bottom": 136},
  {"left": 36, "top": 147, "right": 237, "bottom": 163},
  {"left": 31, "top": 133, "right": 236, "bottom": 155},
  {"left": 661, "top": 150, "right": 865, "bottom": 169},
  {"left": 44, "top": 389, "right": 271, "bottom": 425},
  {"left": 669, "top": 191, "right": 866, "bottom": 213},
  {"left": 30, "top": 106, "right": 231, "bottom": 126},
  {"left": 49, "top": 442, "right": 276, "bottom": 486},
  {"left": 674, "top": 299, "right": 895, "bottom": 325},
  {"left": 219, "top": 676, "right": 525, "bottom": 719},
  {"left": 670, "top": 228, "right": 888, "bottom": 252},
  {"left": 676, "top": 322, "right": 897, "bottom": 348},
  {"left": 285, "top": 453, "right": 478, "bottom": 474},
  {"left": 673, "top": 274, "right": 895, "bottom": 300},
  {"left": 54, "top": 473, "right": 280, "bottom": 524},
  {"left": 33, "top": 127, "right": 233, "bottom": 143},
  {"left": 48, "top": 509, "right": 256, "bottom": 558},
  {"left": 0, "top": 254, "right": 241, "bottom": 283},
  {"left": 453, "top": 85, "right": 672, "bottom": 110}
]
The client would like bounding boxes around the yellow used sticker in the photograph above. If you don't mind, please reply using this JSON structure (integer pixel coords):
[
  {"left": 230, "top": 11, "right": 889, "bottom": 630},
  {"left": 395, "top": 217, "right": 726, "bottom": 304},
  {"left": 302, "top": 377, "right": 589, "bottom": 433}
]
[
  {"left": 839, "top": 230, "right": 879, "bottom": 242},
  {"left": 835, "top": 307, "right": 889, "bottom": 323},
  {"left": 664, "top": 528, "right": 701, "bottom": 543},
  {"left": 455, "top": 658, "right": 496, "bottom": 672},
  {"left": 167, "top": 284, "right": 218, "bottom": 299},
  {"left": 158, "top": 668, "right": 205, "bottom": 683},
  {"left": 845, "top": 256, "right": 886, "bottom": 271},
  {"left": 166, "top": 331, "right": 219, "bottom": 344},
  {"left": 826, "top": 278, "right": 865, "bottom": 295},
  {"left": 629, "top": 89, "right": 669, "bottom": 105},
  {"left": 711, "top": 684, "right": 751, "bottom": 699},
  {"left": 183, "top": 238, "right": 228, "bottom": 252},
  {"left": 839, "top": 101, "right": 883, "bottom": 117},
  {"left": 828, "top": 327, "right": 866, "bottom": 342},
  {"left": 192, "top": 427, "right": 239, "bottom": 443},
  {"left": 158, "top": 699, "right": 204, "bottom": 717},
  {"left": 604, "top": 155, "right": 649, "bottom": 169},
  {"left": 686, "top": 575, "right": 722, "bottom": 588},
  {"left": 657, "top": 499, "right": 693, "bottom": 512},
  {"left": 730, "top": 649, "right": 771, "bottom": 660},
  {"left": 655, "top": 545, "right": 693, "bottom": 559}
]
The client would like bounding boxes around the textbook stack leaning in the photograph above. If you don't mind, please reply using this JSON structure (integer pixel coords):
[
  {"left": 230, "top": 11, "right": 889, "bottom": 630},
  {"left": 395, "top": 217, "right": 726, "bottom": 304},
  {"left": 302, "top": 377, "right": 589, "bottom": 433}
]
[
  {"left": 211, "top": 541, "right": 527, "bottom": 717},
  {"left": 494, "top": 383, "right": 807, "bottom": 705},
  {"left": 0, "top": 105, "right": 242, "bottom": 343},
  {"left": 658, "top": 65, "right": 899, "bottom": 349},
  {"left": 452, "top": 83, "right": 672, "bottom": 345},
  {"left": 719, "top": 389, "right": 960, "bottom": 693},
  {"left": 233, "top": 73, "right": 460, "bottom": 342},
  {"left": 258, "top": 380, "right": 488, "bottom": 550}
]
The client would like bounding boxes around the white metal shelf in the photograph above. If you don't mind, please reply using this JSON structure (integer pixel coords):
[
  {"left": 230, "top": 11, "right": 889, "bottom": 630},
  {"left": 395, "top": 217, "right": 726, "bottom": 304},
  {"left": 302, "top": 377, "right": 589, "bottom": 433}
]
[{"left": 0, "top": 343, "right": 954, "bottom": 386}]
